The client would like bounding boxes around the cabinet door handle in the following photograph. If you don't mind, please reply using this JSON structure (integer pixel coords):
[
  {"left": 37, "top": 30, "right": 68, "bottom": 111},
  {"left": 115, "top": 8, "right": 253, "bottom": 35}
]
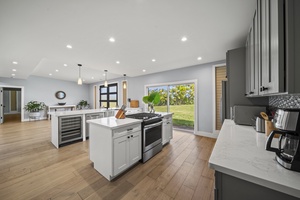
[
  {"left": 260, "top": 86, "right": 268, "bottom": 92},
  {"left": 127, "top": 128, "right": 133, "bottom": 131},
  {"left": 127, "top": 136, "right": 130, "bottom": 139},
  {"left": 249, "top": 91, "right": 254, "bottom": 94},
  {"left": 131, "top": 135, "right": 133, "bottom": 137}
]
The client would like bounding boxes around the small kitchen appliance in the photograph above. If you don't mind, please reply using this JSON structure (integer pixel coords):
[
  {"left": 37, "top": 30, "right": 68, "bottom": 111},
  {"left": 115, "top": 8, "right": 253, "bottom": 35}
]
[
  {"left": 252, "top": 116, "right": 265, "bottom": 133},
  {"left": 265, "top": 108, "right": 300, "bottom": 172},
  {"left": 232, "top": 105, "right": 266, "bottom": 125}
]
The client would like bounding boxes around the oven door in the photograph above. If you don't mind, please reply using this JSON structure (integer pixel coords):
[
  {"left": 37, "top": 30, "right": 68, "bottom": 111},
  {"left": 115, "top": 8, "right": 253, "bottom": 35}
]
[{"left": 143, "top": 121, "right": 163, "bottom": 152}]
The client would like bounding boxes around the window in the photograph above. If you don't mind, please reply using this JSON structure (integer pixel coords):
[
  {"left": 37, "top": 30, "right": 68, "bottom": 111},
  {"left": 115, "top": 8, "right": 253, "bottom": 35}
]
[{"left": 99, "top": 83, "right": 118, "bottom": 108}]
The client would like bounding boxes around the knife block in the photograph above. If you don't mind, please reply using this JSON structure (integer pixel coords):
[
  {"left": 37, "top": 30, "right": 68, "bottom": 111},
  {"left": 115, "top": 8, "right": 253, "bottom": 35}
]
[
  {"left": 115, "top": 109, "right": 125, "bottom": 119},
  {"left": 265, "top": 120, "right": 279, "bottom": 138}
]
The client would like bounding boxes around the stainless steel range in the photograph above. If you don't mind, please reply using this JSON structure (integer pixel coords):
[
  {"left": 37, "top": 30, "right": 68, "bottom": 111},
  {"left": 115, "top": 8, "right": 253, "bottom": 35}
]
[{"left": 126, "top": 112, "right": 163, "bottom": 163}]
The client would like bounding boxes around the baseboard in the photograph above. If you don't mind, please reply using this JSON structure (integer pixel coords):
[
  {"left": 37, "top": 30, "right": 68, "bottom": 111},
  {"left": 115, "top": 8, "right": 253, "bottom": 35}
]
[
  {"left": 195, "top": 131, "right": 218, "bottom": 139},
  {"left": 22, "top": 117, "right": 48, "bottom": 122}
]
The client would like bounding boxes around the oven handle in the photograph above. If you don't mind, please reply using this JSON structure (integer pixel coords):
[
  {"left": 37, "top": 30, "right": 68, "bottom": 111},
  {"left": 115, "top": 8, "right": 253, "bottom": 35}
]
[{"left": 144, "top": 121, "right": 163, "bottom": 130}]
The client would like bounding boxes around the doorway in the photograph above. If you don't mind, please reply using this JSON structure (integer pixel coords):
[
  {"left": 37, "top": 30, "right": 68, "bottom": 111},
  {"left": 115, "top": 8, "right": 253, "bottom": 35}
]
[
  {"left": 0, "top": 86, "right": 24, "bottom": 124},
  {"left": 215, "top": 66, "right": 227, "bottom": 130},
  {"left": 145, "top": 80, "right": 196, "bottom": 133}
]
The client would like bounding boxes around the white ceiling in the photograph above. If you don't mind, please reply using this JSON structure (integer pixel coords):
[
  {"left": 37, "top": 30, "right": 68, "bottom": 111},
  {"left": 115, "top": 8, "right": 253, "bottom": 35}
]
[{"left": 0, "top": 0, "right": 255, "bottom": 84}]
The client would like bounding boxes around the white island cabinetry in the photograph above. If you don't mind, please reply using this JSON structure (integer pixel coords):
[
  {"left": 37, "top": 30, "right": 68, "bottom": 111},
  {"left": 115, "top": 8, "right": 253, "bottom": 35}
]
[
  {"left": 49, "top": 109, "right": 116, "bottom": 148},
  {"left": 88, "top": 117, "right": 141, "bottom": 181},
  {"left": 162, "top": 113, "right": 173, "bottom": 145}
]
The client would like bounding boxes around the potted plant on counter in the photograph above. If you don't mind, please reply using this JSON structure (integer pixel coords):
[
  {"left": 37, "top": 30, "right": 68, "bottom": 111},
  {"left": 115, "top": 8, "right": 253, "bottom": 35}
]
[
  {"left": 24, "top": 100, "right": 46, "bottom": 120},
  {"left": 77, "top": 100, "right": 89, "bottom": 110},
  {"left": 142, "top": 92, "right": 160, "bottom": 113}
]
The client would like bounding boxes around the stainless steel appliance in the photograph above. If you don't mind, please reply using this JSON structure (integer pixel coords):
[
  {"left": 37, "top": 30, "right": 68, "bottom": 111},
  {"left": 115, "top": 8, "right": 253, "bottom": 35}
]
[
  {"left": 58, "top": 115, "right": 82, "bottom": 146},
  {"left": 220, "top": 81, "right": 228, "bottom": 124},
  {"left": 252, "top": 116, "right": 265, "bottom": 133},
  {"left": 232, "top": 105, "right": 266, "bottom": 125},
  {"left": 126, "top": 112, "right": 163, "bottom": 163},
  {"left": 265, "top": 108, "right": 300, "bottom": 172}
]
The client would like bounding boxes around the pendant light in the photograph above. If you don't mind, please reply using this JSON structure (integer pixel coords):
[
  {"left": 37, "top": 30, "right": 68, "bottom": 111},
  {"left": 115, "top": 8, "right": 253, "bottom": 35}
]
[
  {"left": 78, "top": 64, "right": 82, "bottom": 85},
  {"left": 104, "top": 70, "right": 108, "bottom": 87},
  {"left": 123, "top": 74, "right": 127, "bottom": 89}
]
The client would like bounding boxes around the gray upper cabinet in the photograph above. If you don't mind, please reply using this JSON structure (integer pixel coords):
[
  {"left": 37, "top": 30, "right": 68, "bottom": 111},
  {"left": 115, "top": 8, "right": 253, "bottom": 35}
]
[
  {"left": 246, "top": 0, "right": 300, "bottom": 96},
  {"left": 260, "top": 0, "right": 284, "bottom": 95},
  {"left": 245, "top": 3, "right": 259, "bottom": 96},
  {"left": 245, "top": 31, "right": 251, "bottom": 95}
]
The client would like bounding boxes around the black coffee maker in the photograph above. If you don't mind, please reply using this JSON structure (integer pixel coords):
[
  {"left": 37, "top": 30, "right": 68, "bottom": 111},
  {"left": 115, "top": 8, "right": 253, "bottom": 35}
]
[{"left": 265, "top": 108, "right": 300, "bottom": 172}]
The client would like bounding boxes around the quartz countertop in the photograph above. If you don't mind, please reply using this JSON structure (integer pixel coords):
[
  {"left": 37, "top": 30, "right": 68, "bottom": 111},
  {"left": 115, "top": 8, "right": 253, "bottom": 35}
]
[
  {"left": 87, "top": 116, "right": 142, "bottom": 130},
  {"left": 209, "top": 119, "right": 300, "bottom": 198},
  {"left": 48, "top": 109, "right": 113, "bottom": 117}
]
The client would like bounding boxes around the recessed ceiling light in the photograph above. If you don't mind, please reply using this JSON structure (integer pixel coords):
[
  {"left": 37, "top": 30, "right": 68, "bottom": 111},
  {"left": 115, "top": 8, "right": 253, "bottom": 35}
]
[
  {"left": 49, "top": 73, "right": 52, "bottom": 76},
  {"left": 181, "top": 37, "right": 187, "bottom": 42},
  {"left": 55, "top": 69, "right": 59, "bottom": 72},
  {"left": 12, "top": 69, "right": 16, "bottom": 72},
  {"left": 197, "top": 57, "right": 202, "bottom": 60},
  {"left": 66, "top": 45, "right": 72, "bottom": 49},
  {"left": 152, "top": 59, "right": 156, "bottom": 62},
  {"left": 11, "top": 74, "right": 15, "bottom": 76},
  {"left": 91, "top": 77, "right": 94, "bottom": 79},
  {"left": 116, "top": 61, "right": 120, "bottom": 64},
  {"left": 103, "top": 73, "right": 105, "bottom": 76},
  {"left": 12, "top": 61, "right": 18, "bottom": 64},
  {"left": 143, "top": 69, "right": 146, "bottom": 72},
  {"left": 64, "top": 64, "right": 68, "bottom": 67},
  {"left": 109, "top": 37, "right": 115, "bottom": 42}
]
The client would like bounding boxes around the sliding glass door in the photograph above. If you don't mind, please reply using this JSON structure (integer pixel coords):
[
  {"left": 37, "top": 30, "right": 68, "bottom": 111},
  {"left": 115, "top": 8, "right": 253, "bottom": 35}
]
[{"left": 147, "top": 83, "right": 195, "bottom": 131}]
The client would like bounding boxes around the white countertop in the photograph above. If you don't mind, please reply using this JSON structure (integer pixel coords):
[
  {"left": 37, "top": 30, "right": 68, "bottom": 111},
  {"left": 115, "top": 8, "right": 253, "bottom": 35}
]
[
  {"left": 209, "top": 119, "right": 300, "bottom": 198},
  {"left": 48, "top": 104, "right": 76, "bottom": 108},
  {"left": 48, "top": 108, "right": 112, "bottom": 117},
  {"left": 87, "top": 116, "right": 142, "bottom": 129}
]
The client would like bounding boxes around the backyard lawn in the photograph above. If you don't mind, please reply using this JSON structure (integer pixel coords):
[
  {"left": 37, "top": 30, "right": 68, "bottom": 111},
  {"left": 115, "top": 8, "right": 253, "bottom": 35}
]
[{"left": 154, "top": 104, "right": 194, "bottom": 129}]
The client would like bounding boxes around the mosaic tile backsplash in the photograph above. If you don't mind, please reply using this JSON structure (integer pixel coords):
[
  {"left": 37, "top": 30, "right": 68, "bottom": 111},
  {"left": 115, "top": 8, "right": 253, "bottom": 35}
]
[{"left": 269, "top": 95, "right": 300, "bottom": 108}]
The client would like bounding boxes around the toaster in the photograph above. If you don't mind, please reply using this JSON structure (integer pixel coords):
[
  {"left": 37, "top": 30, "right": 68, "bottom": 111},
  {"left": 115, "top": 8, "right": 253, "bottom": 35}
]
[{"left": 233, "top": 105, "right": 267, "bottom": 126}]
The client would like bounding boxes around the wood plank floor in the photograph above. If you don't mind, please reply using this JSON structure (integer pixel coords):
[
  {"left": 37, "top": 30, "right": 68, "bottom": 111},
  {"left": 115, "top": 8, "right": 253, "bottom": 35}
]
[{"left": 0, "top": 120, "right": 216, "bottom": 200}]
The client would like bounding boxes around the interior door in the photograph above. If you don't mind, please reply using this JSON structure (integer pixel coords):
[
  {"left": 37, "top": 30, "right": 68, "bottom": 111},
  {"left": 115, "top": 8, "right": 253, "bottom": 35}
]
[{"left": 0, "top": 87, "right": 3, "bottom": 124}]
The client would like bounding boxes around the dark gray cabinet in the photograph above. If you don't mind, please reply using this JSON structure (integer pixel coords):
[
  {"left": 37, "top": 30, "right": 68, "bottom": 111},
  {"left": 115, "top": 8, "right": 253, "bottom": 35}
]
[
  {"left": 214, "top": 171, "right": 299, "bottom": 200},
  {"left": 245, "top": 3, "right": 259, "bottom": 97},
  {"left": 226, "top": 47, "right": 268, "bottom": 119},
  {"left": 260, "top": 0, "right": 285, "bottom": 95},
  {"left": 246, "top": 0, "right": 300, "bottom": 96}
]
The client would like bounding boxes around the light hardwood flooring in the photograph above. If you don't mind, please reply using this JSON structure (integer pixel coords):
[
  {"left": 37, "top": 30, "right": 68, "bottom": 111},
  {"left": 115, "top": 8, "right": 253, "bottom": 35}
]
[{"left": 0, "top": 120, "right": 216, "bottom": 200}]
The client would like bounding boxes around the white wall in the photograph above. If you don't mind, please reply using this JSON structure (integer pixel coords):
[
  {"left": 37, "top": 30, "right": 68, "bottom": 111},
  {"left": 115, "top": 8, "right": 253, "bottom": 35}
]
[
  {"left": 0, "top": 76, "right": 90, "bottom": 120},
  {"left": 89, "top": 60, "right": 225, "bottom": 133}
]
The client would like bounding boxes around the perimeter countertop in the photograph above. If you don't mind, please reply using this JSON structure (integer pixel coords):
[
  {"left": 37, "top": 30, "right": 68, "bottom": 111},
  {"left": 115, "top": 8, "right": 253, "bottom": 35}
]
[
  {"left": 87, "top": 116, "right": 142, "bottom": 130},
  {"left": 48, "top": 109, "right": 113, "bottom": 117},
  {"left": 209, "top": 119, "right": 300, "bottom": 198}
]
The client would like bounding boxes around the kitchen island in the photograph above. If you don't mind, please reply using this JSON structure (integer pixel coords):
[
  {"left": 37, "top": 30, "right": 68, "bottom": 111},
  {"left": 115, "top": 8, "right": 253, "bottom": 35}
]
[
  {"left": 87, "top": 117, "right": 142, "bottom": 181},
  {"left": 48, "top": 109, "right": 116, "bottom": 148},
  {"left": 209, "top": 120, "right": 300, "bottom": 199}
]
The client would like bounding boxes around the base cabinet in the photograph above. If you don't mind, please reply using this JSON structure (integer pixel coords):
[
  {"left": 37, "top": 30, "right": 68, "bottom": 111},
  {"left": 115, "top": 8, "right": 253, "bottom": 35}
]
[
  {"left": 162, "top": 115, "right": 173, "bottom": 145},
  {"left": 113, "top": 131, "right": 141, "bottom": 176},
  {"left": 214, "top": 171, "right": 299, "bottom": 200}
]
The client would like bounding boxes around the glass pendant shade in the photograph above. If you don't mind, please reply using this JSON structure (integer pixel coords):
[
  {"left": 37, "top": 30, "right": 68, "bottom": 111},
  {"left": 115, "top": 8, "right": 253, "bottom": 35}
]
[
  {"left": 123, "top": 74, "right": 127, "bottom": 89},
  {"left": 104, "top": 70, "right": 108, "bottom": 87},
  {"left": 78, "top": 64, "right": 82, "bottom": 85}
]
